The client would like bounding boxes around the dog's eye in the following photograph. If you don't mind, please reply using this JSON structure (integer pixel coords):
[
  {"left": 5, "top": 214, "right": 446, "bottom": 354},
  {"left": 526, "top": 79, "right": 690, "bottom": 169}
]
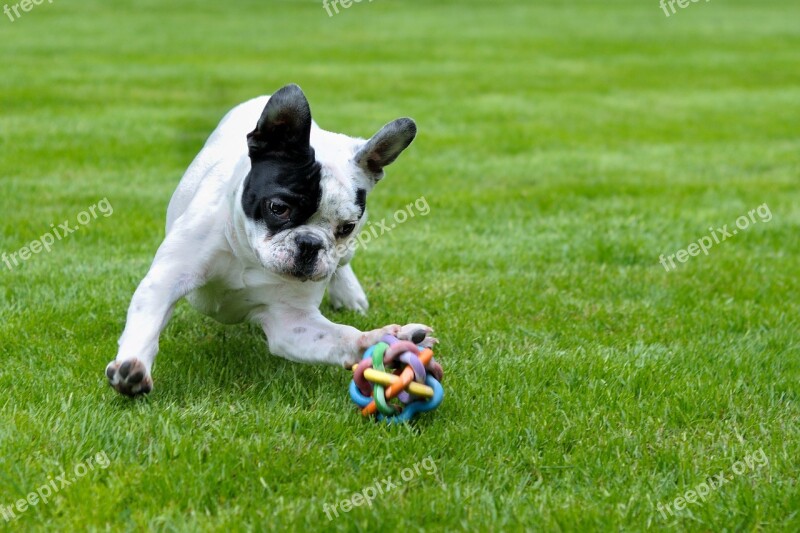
[
  {"left": 268, "top": 201, "right": 291, "bottom": 220},
  {"left": 337, "top": 222, "right": 356, "bottom": 238}
]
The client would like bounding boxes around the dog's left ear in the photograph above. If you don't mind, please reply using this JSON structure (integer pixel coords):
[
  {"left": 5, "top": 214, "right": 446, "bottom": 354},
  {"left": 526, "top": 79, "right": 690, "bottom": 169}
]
[
  {"left": 248, "top": 84, "right": 313, "bottom": 160},
  {"left": 355, "top": 118, "right": 417, "bottom": 178}
]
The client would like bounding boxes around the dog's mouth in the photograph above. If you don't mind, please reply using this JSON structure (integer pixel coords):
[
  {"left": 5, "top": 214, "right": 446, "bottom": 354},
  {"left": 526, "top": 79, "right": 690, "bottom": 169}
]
[
  {"left": 295, "top": 274, "right": 325, "bottom": 282},
  {"left": 288, "top": 244, "right": 334, "bottom": 282},
  {"left": 285, "top": 271, "right": 328, "bottom": 283},
  {"left": 252, "top": 244, "right": 331, "bottom": 282},
  {"left": 280, "top": 264, "right": 330, "bottom": 283}
]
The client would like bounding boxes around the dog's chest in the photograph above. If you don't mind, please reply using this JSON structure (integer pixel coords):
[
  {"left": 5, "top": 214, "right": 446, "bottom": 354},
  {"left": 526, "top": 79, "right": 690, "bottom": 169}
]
[
  {"left": 186, "top": 250, "right": 325, "bottom": 324},
  {"left": 186, "top": 254, "right": 277, "bottom": 324}
]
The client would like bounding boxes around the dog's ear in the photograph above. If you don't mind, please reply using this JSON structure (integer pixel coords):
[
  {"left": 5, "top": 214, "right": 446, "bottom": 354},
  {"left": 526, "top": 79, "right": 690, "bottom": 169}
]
[
  {"left": 247, "top": 84, "right": 313, "bottom": 159},
  {"left": 355, "top": 118, "right": 417, "bottom": 178}
]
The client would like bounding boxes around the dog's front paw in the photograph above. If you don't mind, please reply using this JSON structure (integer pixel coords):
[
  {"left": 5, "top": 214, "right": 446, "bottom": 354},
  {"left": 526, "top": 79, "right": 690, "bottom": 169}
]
[
  {"left": 105, "top": 359, "right": 153, "bottom": 397},
  {"left": 397, "top": 324, "right": 438, "bottom": 348},
  {"left": 348, "top": 324, "right": 437, "bottom": 369},
  {"left": 358, "top": 324, "right": 400, "bottom": 350},
  {"left": 358, "top": 324, "right": 436, "bottom": 350}
]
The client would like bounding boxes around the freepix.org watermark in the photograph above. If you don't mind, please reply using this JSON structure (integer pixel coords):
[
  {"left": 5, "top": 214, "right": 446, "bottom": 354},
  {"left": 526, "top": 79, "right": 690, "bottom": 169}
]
[
  {"left": 656, "top": 448, "right": 768, "bottom": 520},
  {"left": 323, "top": 455, "right": 438, "bottom": 520},
  {"left": 335, "top": 196, "right": 430, "bottom": 258},
  {"left": 322, "top": 0, "right": 374, "bottom": 18},
  {"left": 659, "top": 0, "right": 710, "bottom": 18},
  {"left": 2, "top": 197, "right": 114, "bottom": 271},
  {"left": 1, "top": 450, "right": 111, "bottom": 523},
  {"left": 3, "top": 0, "right": 55, "bottom": 23},
  {"left": 659, "top": 203, "right": 772, "bottom": 272}
]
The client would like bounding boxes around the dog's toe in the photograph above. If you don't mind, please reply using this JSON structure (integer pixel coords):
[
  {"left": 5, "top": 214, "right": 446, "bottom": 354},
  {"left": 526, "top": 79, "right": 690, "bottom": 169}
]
[{"left": 418, "top": 335, "right": 439, "bottom": 349}]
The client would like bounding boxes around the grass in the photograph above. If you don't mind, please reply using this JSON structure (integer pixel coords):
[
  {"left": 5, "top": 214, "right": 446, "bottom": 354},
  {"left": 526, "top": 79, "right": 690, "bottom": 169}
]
[{"left": 1, "top": 0, "right": 799, "bottom": 530}]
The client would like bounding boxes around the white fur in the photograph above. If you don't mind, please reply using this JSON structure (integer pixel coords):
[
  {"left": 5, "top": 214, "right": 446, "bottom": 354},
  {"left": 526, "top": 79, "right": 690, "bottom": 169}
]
[{"left": 105, "top": 95, "right": 432, "bottom": 396}]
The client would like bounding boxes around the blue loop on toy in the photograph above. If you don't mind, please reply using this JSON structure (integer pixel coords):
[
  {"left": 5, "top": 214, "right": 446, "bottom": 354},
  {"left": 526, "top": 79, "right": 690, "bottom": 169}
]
[
  {"left": 349, "top": 374, "right": 444, "bottom": 424},
  {"left": 383, "top": 375, "right": 444, "bottom": 423},
  {"left": 349, "top": 379, "right": 373, "bottom": 408}
]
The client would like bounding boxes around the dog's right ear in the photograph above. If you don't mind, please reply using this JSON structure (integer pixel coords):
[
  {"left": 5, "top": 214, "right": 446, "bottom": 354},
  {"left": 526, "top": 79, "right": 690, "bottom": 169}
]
[
  {"left": 247, "top": 84, "right": 313, "bottom": 159},
  {"left": 354, "top": 118, "right": 417, "bottom": 179}
]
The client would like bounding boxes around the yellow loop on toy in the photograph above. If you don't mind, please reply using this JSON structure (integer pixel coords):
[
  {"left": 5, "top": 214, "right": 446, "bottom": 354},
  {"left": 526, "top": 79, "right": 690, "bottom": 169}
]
[{"left": 350, "top": 365, "right": 435, "bottom": 399}]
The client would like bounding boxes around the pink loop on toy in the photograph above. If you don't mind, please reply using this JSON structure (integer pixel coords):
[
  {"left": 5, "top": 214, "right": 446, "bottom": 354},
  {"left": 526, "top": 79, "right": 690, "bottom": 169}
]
[
  {"left": 426, "top": 358, "right": 443, "bottom": 382},
  {"left": 354, "top": 357, "right": 374, "bottom": 396},
  {"left": 383, "top": 341, "right": 419, "bottom": 365}
]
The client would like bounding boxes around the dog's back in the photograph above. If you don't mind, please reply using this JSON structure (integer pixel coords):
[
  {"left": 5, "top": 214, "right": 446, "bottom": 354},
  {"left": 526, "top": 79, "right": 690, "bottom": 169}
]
[{"left": 166, "top": 96, "right": 270, "bottom": 232}]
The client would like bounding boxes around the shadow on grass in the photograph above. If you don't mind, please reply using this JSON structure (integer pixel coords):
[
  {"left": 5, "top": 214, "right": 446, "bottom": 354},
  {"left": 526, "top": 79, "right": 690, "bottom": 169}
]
[{"left": 135, "top": 305, "right": 355, "bottom": 408}]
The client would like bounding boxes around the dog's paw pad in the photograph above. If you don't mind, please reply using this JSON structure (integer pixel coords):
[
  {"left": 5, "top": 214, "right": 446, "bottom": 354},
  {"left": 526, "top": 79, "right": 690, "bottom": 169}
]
[
  {"left": 106, "top": 359, "right": 152, "bottom": 397},
  {"left": 411, "top": 329, "right": 427, "bottom": 344}
]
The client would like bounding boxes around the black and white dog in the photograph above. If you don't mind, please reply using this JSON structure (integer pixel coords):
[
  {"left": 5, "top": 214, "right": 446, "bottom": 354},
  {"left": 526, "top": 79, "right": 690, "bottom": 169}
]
[{"left": 106, "top": 84, "right": 435, "bottom": 397}]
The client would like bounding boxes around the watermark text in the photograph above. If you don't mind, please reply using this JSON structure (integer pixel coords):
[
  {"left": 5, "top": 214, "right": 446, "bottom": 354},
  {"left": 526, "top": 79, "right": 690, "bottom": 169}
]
[
  {"left": 2, "top": 197, "right": 114, "bottom": 272},
  {"left": 656, "top": 448, "right": 768, "bottom": 520},
  {"left": 659, "top": 203, "right": 772, "bottom": 272},
  {"left": 323, "top": 455, "right": 438, "bottom": 520},
  {"left": 1, "top": 450, "right": 111, "bottom": 523}
]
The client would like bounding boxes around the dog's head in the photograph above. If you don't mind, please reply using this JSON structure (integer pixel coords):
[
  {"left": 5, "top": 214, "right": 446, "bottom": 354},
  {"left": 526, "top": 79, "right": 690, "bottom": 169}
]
[{"left": 239, "top": 84, "right": 416, "bottom": 281}]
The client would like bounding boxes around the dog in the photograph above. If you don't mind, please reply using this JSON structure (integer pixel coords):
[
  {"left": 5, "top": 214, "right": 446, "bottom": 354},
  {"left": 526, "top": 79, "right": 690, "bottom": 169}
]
[{"left": 105, "top": 84, "right": 435, "bottom": 397}]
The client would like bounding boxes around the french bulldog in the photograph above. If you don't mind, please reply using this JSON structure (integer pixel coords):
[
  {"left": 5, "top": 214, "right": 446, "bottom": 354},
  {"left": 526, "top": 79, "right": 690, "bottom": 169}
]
[{"left": 105, "top": 84, "right": 434, "bottom": 397}]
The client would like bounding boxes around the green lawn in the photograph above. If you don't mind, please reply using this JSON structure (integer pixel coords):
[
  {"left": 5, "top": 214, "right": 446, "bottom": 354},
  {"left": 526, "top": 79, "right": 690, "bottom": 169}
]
[{"left": 1, "top": 0, "right": 799, "bottom": 530}]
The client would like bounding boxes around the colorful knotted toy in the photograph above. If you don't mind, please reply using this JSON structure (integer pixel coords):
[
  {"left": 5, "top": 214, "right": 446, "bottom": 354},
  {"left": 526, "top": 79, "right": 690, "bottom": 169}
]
[{"left": 349, "top": 333, "right": 444, "bottom": 423}]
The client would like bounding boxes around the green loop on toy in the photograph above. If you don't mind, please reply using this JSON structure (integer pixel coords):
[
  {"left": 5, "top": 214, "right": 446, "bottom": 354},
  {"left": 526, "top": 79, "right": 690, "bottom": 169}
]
[{"left": 370, "top": 342, "right": 394, "bottom": 416}]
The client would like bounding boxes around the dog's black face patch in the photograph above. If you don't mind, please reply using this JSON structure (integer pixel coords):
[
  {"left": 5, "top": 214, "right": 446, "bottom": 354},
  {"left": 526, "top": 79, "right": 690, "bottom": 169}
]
[
  {"left": 240, "top": 84, "right": 322, "bottom": 234},
  {"left": 241, "top": 155, "right": 322, "bottom": 234}
]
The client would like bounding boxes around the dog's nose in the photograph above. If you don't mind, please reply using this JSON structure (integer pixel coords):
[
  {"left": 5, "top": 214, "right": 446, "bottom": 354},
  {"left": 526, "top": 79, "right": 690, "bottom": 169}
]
[
  {"left": 295, "top": 233, "right": 323, "bottom": 254},
  {"left": 293, "top": 234, "right": 323, "bottom": 280}
]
